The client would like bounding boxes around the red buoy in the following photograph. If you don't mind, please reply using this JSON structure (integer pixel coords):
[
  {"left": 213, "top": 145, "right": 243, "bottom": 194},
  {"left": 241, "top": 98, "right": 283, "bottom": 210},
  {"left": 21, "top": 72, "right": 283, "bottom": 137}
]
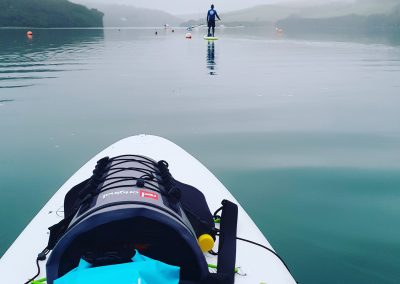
[{"left": 27, "top": 31, "right": 33, "bottom": 36}]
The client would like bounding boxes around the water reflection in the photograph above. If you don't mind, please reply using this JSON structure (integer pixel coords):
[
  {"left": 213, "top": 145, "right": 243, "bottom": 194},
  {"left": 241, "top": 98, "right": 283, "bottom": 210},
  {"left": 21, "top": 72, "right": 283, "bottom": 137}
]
[
  {"left": 282, "top": 29, "right": 400, "bottom": 46},
  {"left": 0, "top": 99, "right": 14, "bottom": 107},
  {"left": 0, "top": 29, "right": 104, "bottom": 89},
  {"left": 206, "top": 41, "right": 216, "bottom": 75}
]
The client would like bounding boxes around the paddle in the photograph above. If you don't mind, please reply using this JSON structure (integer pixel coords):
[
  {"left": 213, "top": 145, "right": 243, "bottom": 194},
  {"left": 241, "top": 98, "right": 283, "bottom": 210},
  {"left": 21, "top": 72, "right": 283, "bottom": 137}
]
[
  {"left": 187, "top": 19, "right": 221, "bottom": 31},
  {"left": 187, "top": 23, "right": 206, "bottom": 31}
]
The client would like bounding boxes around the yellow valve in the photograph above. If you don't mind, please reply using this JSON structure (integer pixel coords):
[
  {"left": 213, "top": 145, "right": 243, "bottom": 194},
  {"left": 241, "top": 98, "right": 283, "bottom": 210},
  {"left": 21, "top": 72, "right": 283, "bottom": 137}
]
[{"left": 198, "top": 234, "right": 215, "bottom": 252}]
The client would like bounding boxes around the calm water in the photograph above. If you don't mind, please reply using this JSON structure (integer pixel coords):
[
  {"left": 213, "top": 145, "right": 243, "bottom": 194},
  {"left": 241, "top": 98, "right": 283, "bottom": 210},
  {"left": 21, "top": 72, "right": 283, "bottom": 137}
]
[{"left": 1, "top": 28, "right": 400, "bottom": 283}]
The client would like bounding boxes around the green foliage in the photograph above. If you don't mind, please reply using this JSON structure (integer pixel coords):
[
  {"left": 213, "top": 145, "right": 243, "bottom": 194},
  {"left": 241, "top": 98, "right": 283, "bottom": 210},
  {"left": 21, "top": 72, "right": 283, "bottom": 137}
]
[{"left": 0, "top": 0, "right": 103, "bottom": 27}]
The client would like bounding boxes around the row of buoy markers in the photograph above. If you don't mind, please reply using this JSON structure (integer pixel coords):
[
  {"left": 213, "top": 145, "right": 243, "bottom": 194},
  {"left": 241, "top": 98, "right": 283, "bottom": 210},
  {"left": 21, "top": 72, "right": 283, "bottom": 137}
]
[
  {"left": 24, "top": 30, "right": 193, "bottom": 42},
  {"left": 154, "top": 29, "right": 175, "bottom": 35},
  {"left": 28, "top": 28, "right": 193, "bottom": 39},
  {"left": 25, "top": 30, "right": 196, "bottom": 40}
]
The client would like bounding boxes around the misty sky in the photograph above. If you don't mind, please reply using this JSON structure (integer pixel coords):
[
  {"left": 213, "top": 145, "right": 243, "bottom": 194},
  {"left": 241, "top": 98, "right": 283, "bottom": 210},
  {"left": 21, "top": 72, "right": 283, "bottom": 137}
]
[{"left": 77, "top": 0, "right": 353, "bottom": 15}]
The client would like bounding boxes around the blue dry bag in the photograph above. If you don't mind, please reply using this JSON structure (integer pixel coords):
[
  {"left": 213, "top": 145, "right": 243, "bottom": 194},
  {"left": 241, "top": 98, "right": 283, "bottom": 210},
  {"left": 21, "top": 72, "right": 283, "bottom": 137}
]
[{"left": 54, "top": 250, "right": 179, "bottom": 284}]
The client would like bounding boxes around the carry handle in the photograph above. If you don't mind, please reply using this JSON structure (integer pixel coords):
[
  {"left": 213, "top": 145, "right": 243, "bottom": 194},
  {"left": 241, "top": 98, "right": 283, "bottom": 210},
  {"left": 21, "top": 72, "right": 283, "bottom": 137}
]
[{"left": 216, "top": 200, "right": 238, "bottom": 284}]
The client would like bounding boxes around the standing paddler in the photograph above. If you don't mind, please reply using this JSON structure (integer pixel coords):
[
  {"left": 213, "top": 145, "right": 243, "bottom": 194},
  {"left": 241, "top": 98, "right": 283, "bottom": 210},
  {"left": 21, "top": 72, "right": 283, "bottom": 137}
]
[{"left": 207, "top": 4, "right": 221, "bottom": 37}]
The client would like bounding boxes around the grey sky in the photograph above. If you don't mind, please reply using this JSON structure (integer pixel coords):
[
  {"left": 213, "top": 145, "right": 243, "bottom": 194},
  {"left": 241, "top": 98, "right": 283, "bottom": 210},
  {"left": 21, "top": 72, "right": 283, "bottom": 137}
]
[{"left": 77, "top": 0, "right": 353, "bottom": 15}]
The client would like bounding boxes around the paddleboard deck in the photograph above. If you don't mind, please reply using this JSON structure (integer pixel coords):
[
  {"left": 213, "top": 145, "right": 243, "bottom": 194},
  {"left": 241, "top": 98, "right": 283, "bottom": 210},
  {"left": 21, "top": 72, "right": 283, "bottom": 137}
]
[
  {"left": 204, "top": 36, "right": 219, "bottom": 40},
  {"left": 0, "top": 135, "right": 296, "bottom": 284}
]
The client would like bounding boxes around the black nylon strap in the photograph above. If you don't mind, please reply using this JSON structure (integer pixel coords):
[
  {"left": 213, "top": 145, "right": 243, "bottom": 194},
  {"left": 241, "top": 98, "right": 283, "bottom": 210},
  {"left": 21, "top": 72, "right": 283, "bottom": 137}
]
[
  {"left": 217, "top": 199, "right": 238, "bottom": 284},
  {"left": 47, "top": 215, "right": 73, "bottom": 250},
  {"left": 47, "top": 177, "right": 91, "bottom": 250},
  {"left": 64, "top": 178, "right": 90, "bottom": 219},
  {"left": 180, "top": 199, "right": 238, "bottom": 284}
]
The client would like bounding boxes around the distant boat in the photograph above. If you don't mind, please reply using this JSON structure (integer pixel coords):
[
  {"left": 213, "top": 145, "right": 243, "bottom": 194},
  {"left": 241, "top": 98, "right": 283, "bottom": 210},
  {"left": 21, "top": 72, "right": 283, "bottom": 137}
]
[
  {"left": 275, "top": 26, "right": 284, "bottom": 33},
  {"left": 164, "top": 24, "right": 171, "bottom": 29}
]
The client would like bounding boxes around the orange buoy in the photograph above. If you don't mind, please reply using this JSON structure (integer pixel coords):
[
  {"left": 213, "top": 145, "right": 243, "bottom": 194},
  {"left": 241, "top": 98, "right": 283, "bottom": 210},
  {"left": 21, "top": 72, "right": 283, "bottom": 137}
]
[
  {"left": 185, "top": 32, "right": 192, "bottom": 39},
  {"left": 27, "top": 31, "right": 33, "bottom": 36}
]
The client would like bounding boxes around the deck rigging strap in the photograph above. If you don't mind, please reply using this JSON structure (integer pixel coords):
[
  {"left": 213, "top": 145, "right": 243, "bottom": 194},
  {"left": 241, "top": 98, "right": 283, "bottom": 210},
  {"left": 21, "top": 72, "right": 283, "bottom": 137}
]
[{"left": 216, "top": 200, "right": 238, "bottom": 284}]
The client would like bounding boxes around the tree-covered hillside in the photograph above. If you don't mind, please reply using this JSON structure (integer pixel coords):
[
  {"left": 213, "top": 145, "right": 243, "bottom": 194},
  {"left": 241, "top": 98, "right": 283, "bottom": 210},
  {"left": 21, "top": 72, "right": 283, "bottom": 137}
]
[
  {"left": 277, "top": 4, "right": 400, "bottom": 33},
  {"left": 0, "top": 0, "right": 103, "bottom": 27},
  {"left": 223, "top": 0, "right": 399, "bottom": 22},
  {"left": 81, "top": 3, "right": 181, "bottom": 27},
  {"left": 180, "top": 0, "right": 400, "bottom": 28}
]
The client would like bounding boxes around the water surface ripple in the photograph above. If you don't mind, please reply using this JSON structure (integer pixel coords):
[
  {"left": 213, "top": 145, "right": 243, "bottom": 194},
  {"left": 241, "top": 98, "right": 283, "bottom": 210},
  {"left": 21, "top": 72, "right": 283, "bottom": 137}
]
[
  {"left": 0, "top": 29, "right": 103, "bottom": 89},
  {"left": 0, "top": 28, "right": 399, "bottom": 284}
]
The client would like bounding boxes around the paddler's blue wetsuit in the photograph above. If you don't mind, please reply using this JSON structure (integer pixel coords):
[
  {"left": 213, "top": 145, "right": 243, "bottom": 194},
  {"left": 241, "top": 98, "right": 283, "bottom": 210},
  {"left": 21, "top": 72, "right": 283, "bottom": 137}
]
[{"left": 207, "top": 4, "right": 221, "bottom": 37}]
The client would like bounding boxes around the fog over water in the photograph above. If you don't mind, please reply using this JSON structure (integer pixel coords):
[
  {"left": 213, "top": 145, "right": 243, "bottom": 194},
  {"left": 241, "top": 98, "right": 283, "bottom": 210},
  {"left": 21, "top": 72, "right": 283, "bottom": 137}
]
[{"left": 75, "top": 0, "right": 355, "bottom": 14}]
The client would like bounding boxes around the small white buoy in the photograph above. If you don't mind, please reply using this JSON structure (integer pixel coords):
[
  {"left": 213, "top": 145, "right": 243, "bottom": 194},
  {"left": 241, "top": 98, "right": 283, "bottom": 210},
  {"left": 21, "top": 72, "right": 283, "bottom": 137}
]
[{"left": 185, "top": 32, "right": 192, "bottom": 39}]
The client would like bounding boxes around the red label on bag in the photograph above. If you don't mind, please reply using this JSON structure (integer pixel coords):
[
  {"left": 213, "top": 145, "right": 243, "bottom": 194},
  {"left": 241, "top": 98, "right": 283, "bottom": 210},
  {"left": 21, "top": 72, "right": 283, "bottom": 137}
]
[{"left": 140, "top": 190, "right": 158, "bottom": 200}]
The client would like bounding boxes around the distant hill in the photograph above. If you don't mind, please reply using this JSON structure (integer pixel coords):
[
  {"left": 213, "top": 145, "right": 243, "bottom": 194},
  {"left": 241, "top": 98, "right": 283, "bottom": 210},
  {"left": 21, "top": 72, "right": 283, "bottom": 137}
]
[
  {"left": 277, "top": 4, "right": 400, "bottom": 33},
  {"left": 80, "top": 3, "right": 182, "bottom": 27},
  {"left": 182, "top": 0, "right": 400, "bottom": 27},
  {"left": 222, "top": 0, "right": 399, "bottom": 22},
  {"left": 0, "top": 0, "right": 103, "bottom": 27}
]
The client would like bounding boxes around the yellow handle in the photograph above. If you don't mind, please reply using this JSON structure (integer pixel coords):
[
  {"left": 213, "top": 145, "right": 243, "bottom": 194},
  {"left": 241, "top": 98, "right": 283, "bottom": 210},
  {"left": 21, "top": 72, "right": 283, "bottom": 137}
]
[{"left": 198, "top": 234, "right": 215, "bottom": 252}]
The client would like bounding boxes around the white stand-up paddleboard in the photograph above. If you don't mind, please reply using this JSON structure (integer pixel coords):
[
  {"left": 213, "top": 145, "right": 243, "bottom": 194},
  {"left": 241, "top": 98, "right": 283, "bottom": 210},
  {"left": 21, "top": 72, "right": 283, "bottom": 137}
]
[
  {"left": 0, "top": 135, "right": 296, "bottom": 284},
  {"left": 204, "top": 36, "right": 219, "bottom": 41}
]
